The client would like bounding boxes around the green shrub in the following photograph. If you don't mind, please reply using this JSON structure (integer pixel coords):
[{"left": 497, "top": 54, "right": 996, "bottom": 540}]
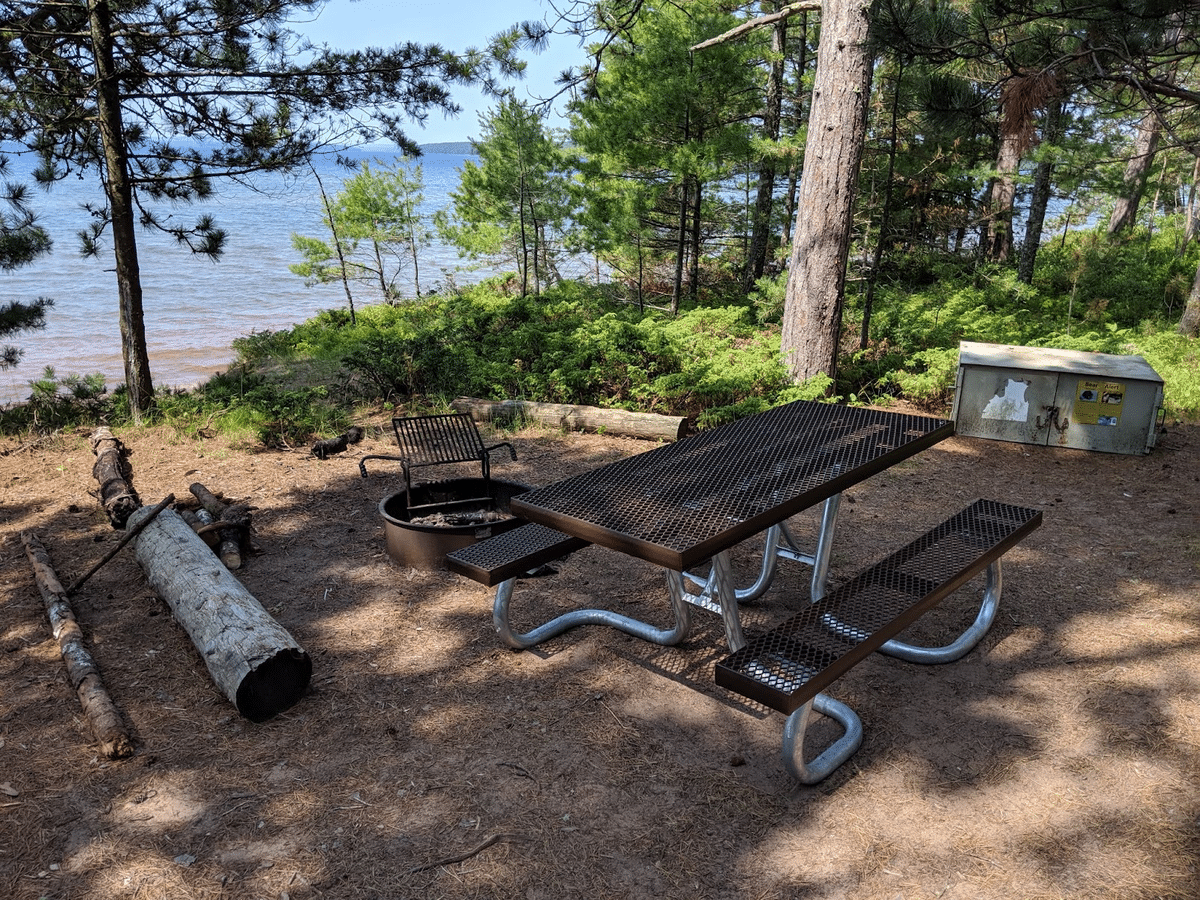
[
  {"left": 154, "top": 368, "right": 347, "bottom": 446},
  {"left": 0, "top": 367, "right": 117, "bottom": 434},
  {"left": 884, "top": 347, "right": 961, "bottom": 410},
  {"left": 1034, "top": 228, "right": 1200, "bottom": 327},
  {"left": 1128, "top": 329, "right": 1200, "bottom": 422}
]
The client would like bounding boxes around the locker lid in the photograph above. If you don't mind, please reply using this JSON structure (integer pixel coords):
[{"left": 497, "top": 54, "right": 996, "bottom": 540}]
[{"left": 958, "top": 341, "right": 1163, "bottom": 384}]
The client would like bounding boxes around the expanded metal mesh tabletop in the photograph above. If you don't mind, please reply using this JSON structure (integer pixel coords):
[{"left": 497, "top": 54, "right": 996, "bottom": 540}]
[{"left": 509, "top": 400, "right": 954, "bottom": 570}]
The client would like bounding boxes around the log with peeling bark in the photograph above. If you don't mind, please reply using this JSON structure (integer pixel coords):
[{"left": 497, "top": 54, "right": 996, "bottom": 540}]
[
  {"left": 128, "top": 505, "right": 311, "bottom": 722},
  {"left": 452, "top": 398, "right": 688, "bottom": 442},
  {"left": 90, "top": 427, "right": 139, "bottom": 529},
  {"left": 66, "top": 493, "right": 175, "bottom": 596},
  {"left": 21, "top": 531, "right": 134, "bottom": 759},
  {"left": 188, "top": 482, "right": 251, "bottom": 570}
]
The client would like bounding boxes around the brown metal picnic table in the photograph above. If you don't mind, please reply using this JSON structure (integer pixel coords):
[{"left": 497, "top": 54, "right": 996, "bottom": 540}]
[
  {"left": 504, "top": 399, "right": 955, "bottom": 651},
  {"left": 448, "top": 399, "right": 1048, "bottom": 784}
]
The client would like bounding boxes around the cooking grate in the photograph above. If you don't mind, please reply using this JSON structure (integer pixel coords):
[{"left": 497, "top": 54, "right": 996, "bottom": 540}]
[{"left": 358, "top": 413, "right": 517, "bottom": 512}]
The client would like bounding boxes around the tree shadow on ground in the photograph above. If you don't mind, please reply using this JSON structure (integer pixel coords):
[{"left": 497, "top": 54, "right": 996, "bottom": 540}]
[{"left": 1, "top": 422, "right": 1198, "bottom": 899}]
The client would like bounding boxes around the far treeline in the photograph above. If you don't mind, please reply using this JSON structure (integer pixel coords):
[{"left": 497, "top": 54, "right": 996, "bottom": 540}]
[{"left": 1, "top": 0, "right": 1199, "bottom": 441}]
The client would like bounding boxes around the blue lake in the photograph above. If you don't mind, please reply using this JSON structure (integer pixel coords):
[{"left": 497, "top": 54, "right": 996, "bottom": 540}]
[{"left": 0, "top": 147, "right": 486, "bottom": 403}]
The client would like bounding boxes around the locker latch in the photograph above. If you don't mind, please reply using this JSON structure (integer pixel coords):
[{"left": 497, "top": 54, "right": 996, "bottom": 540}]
[{"left": 1036, "top": 405, "right": 1069, "bottom": 435}]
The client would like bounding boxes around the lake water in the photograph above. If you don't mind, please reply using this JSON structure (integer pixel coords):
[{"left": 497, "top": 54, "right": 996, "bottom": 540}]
[{"left": 0, "top": 147, "right": 485, "bottom": 404}]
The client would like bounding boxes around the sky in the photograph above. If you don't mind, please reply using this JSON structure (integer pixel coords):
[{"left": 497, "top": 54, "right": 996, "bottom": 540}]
[{"left": 293, "top": 0, "right": 588, "bottom": 145}]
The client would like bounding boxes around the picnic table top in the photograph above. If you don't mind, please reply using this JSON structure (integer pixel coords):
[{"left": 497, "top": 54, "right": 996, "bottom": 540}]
[{"left": 509, "top": 399, "right": 955, "bottom": 571}]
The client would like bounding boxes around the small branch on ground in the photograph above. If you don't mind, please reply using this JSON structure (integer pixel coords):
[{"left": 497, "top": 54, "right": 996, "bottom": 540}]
[
  {"left": 406, "top": 833, "right": 527, "bottom": 874},
  {"left": 66, "top": 494, "right": 175, "bottom": 596}
]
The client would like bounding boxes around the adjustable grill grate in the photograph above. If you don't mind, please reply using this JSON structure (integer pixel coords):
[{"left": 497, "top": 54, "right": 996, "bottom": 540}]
[
  {"left": 392, "top": 414, "right": 497, "bottom": 472},
  {"left": 358, "top": 413, "right": 517, "bottom": 510}
]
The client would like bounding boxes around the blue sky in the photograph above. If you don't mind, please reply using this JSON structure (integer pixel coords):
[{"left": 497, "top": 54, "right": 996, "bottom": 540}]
[{"left": 294, "top": 0, "right": 587, "bottom": 145}]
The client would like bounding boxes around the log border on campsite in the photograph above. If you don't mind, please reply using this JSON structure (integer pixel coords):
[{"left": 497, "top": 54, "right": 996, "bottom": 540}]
[{"left": 452, "top": 397, "right": 687, "bottom": 442}]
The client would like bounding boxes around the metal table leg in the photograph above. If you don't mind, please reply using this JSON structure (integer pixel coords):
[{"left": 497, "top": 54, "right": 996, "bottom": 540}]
[
  {"left": 876, "top": 561, "right": 1003, "bottom": 664},
  {"left": 817, "top": 561, "right": 1003, "bottom": 665},
  {"left": 781, "top": 693, "right": 864, "bottom": 784},
  {"left": 709, "top": 550, "right": 745, "bottom": 651},
  {"left": 664, "top": 549, "right": 747, "bottom": 651},
  {"left": 679, "top": 494, "right": 843, "bottom": 606},
  {"left": 491, "top": 571, "right": 695, "bottom": 650}
]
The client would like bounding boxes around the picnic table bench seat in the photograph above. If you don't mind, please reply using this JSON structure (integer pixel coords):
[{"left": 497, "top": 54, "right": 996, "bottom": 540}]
[
  {"left": 715, "top": 498, "right": 1042, "bottom": 783},
  {"left": 446, "top": 523, "right": 590, "bottom": 587}
]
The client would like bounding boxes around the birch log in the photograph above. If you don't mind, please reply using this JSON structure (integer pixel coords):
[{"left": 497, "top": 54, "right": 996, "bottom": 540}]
[
  {"left": 21, "top": 531, "right": 134, "bottom": 758},
  {"left": 128, "top": 506, "right": 311, "bottom": 722},
  {"left": 452, "top": 398, "right": 687, "bottom": 442}
]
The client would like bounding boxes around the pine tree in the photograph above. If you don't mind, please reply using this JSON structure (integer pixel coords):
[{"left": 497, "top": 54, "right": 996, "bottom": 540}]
[
  {"left": 291, "top": 158, "right": 432, "bottom": 306},
  {"left": 570, "top": 0, "right": 759, "bottom": 313},
  {"left": 0, "top": 1, "right": 536, "bottom": 417},
  {"left": 442, "top": 98, "right": 575, "bottom": 297},
  {"left": 0, "top": 155, "right": 52, "bottom": 369}
]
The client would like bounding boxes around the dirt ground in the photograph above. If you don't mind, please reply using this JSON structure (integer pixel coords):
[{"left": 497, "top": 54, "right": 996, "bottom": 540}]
[{"left": 1, "top": 409, "right": 1198, "bottom": 900}]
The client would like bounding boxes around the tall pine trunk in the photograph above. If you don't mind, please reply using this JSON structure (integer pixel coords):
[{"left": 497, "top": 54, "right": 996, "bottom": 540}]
[
  {"left": 861, "top": 56, "right": 904, "bottom": 350},
  {"left": 778, "top": 12, "right": 810, "bottom": 255},
  {"left": 672, "top": 182, "right": 688, "bottom": 315},
  {"left": 689, "top": 176, "right": 702, "bottom": 301},
  {"left": 1109, "top": 19, "right": 1180, "bottom": 236},
  {"left": 1018, "top": 98, "right": 1064, "bottom": 284},
  {"left": 745, "top": 6, "right": 787, "bottom": 289},
  {"left": 1181, "top": 156, "right": 1200, "bottom": 253},
  {"left": 88, "top": 0, "right": 153, "bottom": 418},
  {"left": 1108, "top": 109, "right": 1161, "bottom": 235},
  {"left": 987, "top": 126, "right": 1021, "bottom": 262},
  {"left": 780, "top": 0, "right": 873, "bottom": 385},
  {"left": 1180, "top": 262, "right": 1200, "bottom": 338},
  {"left": 518, "top": 172, "right": 530, "bottom": 296},
  {"left": 312, "top": 167, "right": 356, "bottom": 318}
]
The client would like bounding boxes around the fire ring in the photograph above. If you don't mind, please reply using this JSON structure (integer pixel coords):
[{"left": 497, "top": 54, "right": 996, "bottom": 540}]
[{"left": 378, "top": 477, "right": 531, "bottom": 570}]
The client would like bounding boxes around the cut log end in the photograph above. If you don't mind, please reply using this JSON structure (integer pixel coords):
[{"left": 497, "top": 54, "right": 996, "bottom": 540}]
[{"left": 235, "top": 648, "right": 313, "bottom": 723}]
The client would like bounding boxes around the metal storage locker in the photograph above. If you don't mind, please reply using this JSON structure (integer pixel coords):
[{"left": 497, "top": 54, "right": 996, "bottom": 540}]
[{"left": 951, "top": 341, "right": 1164, "bottom": 455}]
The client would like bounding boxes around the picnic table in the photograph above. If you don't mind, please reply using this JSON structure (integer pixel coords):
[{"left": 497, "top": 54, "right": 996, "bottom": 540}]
[
  {"left": 504, "top": 399, "right": 952, "bottom": 646},
  {"left": 447, "top": 399, "right": 1041, "bottom": 782}
]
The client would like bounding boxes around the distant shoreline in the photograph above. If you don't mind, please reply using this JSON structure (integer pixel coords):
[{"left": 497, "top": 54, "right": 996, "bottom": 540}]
[{"left": 419, "top": 141, "right": 475, "bottom": 155}]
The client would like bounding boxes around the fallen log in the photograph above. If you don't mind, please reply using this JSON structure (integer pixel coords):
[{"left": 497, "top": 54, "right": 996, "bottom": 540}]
[
  {"left": 188, "top": 482, "right": 250, "bottom": 570},
  {"left": 452, "top": 398, "right": 687, "bottom": 443},
  {"left": 90, "top": 427, "right": 139, "bottom": 528},
  {"left": 21, "top": 531, "right": 134, "bottom": 759},
  {"left": 66, "top": 493, "right": 175, "bottom": 596},
  {"left": 178, "top": 508, "right": 220, "bottom": 551},
  {"left": 128, "top": 505, "right": 311, "bottom": 722},
  {"left": 311, "top": 425, "right": 364, "bottom": 459}
]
